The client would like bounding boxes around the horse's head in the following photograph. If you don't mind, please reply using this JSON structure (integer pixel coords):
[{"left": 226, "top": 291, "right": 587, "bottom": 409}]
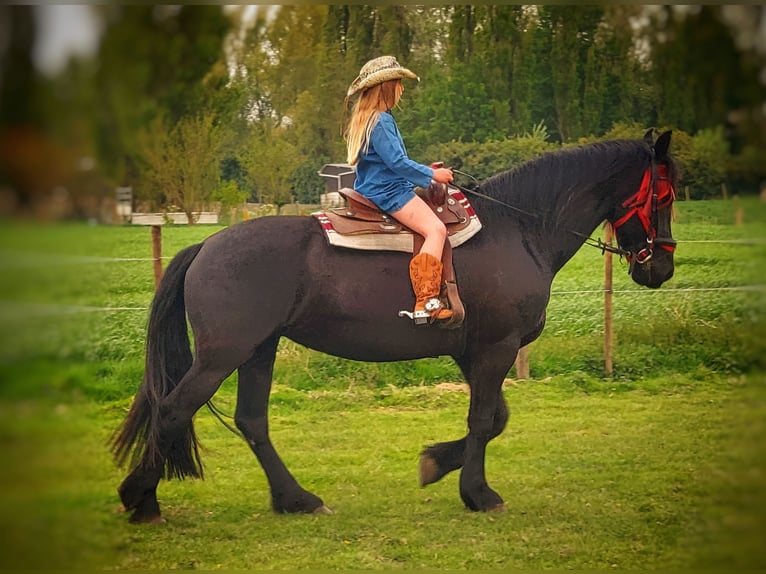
[{"left": 610, "top": 130, "right": 677, "bottom": 289}]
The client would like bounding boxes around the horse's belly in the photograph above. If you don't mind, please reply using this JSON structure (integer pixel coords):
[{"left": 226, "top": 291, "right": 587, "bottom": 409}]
[{"left": 284, "top": 319, "right": 463, "bottom": 363}]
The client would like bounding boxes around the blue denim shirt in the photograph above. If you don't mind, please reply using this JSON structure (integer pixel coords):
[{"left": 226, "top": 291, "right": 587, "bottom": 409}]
[{"left": 354, "top": 111, "right": 433, "bottom": 214}]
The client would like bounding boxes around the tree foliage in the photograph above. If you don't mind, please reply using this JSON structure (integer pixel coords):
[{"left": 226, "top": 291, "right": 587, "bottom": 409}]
[
  {"left": 136, "top": 111, "right": 225, "bottom": 221},
  {"left": 2, "top": 4, "right": 764, "bottom": 217}
]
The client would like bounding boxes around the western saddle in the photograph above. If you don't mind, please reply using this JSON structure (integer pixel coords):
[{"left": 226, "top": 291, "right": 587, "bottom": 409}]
[{"left": 321, "top": 181, "right": 473, "bottom": 328}]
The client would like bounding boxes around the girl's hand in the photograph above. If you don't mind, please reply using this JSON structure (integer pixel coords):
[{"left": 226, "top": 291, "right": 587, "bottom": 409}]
[{"left": 432, "top": 167, "right": 454, "bottom": 184}]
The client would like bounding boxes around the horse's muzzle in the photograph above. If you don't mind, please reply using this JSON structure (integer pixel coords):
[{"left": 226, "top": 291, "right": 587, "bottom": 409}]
[{"left": 630, "top": 250, "right": 675, "bottom": 289}]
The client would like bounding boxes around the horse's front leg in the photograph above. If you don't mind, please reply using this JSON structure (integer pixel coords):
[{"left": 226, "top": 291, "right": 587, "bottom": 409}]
[
  {"left": 454, "top": 346, "right": 515, "bottom": 511},
  {"left": 235, "top": 336, "right": 330, "bottom": 514},
  {"left": 419, "top": 394, "right": 507, "bottom": 486}
]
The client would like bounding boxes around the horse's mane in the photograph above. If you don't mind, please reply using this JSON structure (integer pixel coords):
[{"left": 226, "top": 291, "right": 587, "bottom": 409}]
[{"left": 472, "top": 139, "right": 656, "bottom": 228}]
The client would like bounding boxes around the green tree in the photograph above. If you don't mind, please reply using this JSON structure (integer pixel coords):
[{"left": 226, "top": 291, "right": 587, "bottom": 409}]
[
  {"left": 649, "top": 6, "right": 763, "bottom": 135},
  {"left": 515, "top": 8, "right": 558, "bottom": 140},
  {"left": 239, "top": 126, "right": 301, "bottom": 208},
  {"left": 92, "top": 6, "right": 230, "bottom": 188},
  {"left": 581, "top": 7, "right": 648, "bottom": 137},
  {"left": 265, "top": 6, "right": 325, "bottom": 125},
  {"left": 399, "top": 61, "right": 500, "bottom": 157},
  {"left": 136, "top": 110, "right": 225, "bottom": 221},
  {"left": 0, "top": 5, "right": 39, "bottom": 129},
  {"left": 0, "top": 5, "right": 47, "bottom": 208},
  {"left": 547, "top": 6, "right": 604, "bottom": 141}
]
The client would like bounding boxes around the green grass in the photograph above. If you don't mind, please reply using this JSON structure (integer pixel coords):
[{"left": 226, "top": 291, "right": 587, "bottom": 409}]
[
  {"left": 0, "top": 377, "right": 764, "bottom": 569},
  {"left": 0, "top": 198, "right": 764, "bottom": 569}
]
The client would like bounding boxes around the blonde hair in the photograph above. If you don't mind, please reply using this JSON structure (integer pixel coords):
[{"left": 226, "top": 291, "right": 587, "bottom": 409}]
[{"left": 345, "top": 80, "right": 401, "bottom": 165}]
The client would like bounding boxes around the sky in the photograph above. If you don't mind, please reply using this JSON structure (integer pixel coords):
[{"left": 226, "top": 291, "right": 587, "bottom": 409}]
[
  {"left": 33, "top": 5, "right": 103, "bottom": 76},
  {"left": 31, "top": 5, "right": 274, "bottom": 77}
]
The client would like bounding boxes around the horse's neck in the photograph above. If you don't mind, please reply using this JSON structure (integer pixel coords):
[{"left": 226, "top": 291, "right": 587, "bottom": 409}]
[
  {"left": 544, "top": 187, "right": 609, "bottom": 273},
  {"left": 481, "top": 140, "right": 648, "bottom": 274},
  {"left": 482, "top": 180, "right": 609, "bottom": 275}
]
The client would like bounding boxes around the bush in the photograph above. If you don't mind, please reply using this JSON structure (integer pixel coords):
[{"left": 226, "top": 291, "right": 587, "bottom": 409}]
[
  {"left": 678, "top": 126, "right": 730, "bottom": 199},
  {"left": 423, "top": 126, "right": 558, "bottom": 181},
  {"left": 728, "top": 143, "right": 766, "bottom": 195}
]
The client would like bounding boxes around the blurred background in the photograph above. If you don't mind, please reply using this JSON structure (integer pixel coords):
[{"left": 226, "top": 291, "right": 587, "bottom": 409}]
[{"left": 0, "top": 4, "right": 764, "bottom": 222}]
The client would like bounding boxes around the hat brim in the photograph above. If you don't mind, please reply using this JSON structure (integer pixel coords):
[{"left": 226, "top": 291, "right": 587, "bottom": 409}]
[{"left": 347, "top": 67, "right": 418, "bottom": 97}]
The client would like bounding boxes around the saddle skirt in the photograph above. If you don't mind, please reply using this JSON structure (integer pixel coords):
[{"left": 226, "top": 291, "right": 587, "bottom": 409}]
[{"left": 312, "top": 186, "right": 482, "bottom": 253}]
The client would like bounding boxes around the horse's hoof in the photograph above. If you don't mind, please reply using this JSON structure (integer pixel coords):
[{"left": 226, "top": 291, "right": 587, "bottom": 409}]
[
  {"left": 313, "top": 505, "right": 333, "bottom": 515},
  {"left": 147, "top": 515, "right": 167, "bottom": 524},
  {"left": 129, "top": 512, "right": 166, "bottom": 524},
  {"left": 489, "top": 503, "right": 507, "bottom": 513},
  {"left": 419, "top": 454, "right": 439, "bottom": 486}
]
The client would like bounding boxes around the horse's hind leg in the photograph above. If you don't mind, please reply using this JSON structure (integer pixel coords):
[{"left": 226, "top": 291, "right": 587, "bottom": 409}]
[
  {"left": 234, "top": 336, "right": 330, "bottom": 514},
  {"left": 118, "top": 465, "right": 164, "bottom": 524},
  {"left": 118, "top": 358, "right": 237, "bottom": 523}
]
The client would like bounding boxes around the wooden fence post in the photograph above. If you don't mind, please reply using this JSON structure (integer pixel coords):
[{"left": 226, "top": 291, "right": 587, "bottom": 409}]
[
  {"left": 733, "top": 195, "right": 743, "bottom": 225},
  {"left": 603, "top": 223, "right": 614, "bottom": 376},
  {"left": 514, "top": 345, "right": 530, "bottom": 379},
  {"left": 151, "top": 224, "right": 163, "bottom": 290}
]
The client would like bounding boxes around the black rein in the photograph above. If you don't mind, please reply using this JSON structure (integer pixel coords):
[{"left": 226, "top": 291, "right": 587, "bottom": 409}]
[{"left": 450, "top": 169, "right": 631, "bottom": 258}]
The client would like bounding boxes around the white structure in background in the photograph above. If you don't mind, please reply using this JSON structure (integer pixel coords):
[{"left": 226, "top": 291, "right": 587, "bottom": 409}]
[
  {"left": 317, "top": 163, "right": 355, "bottom": 209},
  {"left": 116, "top": 186, "right": 219, "bottom": 225},
  {"left": 130, "top": 212, "right": 219, "bottom": 225},
  {"left": 115, "top": 186, "right": 132, "bottom": 223}
]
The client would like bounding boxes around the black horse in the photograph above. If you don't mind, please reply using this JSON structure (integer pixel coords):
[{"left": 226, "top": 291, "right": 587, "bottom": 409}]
[{"left": 113, "top": 130, "right": 677, "bottom": 523}]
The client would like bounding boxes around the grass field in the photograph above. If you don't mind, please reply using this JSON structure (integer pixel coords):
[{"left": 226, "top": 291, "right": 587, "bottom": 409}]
[{"left": 0, "top": 198, "right": 764, "bottom": 569}]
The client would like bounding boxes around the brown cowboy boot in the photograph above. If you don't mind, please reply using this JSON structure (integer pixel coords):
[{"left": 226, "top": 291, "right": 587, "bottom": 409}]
[{"left": 408, "top": 252, "right": 454, "bottom": 324}]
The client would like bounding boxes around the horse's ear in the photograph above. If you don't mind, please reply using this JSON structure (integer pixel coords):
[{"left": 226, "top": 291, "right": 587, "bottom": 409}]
[
  {"left": 654, "top": 130, "right": 672, "bottom": 160},
  {"left": 643, "top": 128, "right": 655, "bottom": 145}
]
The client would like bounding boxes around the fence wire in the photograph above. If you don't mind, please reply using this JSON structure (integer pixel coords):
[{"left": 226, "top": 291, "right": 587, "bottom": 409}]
[
  {"left": 0, "top": 236, "right": 763, "bottom": 318},
  {"left": 0, "top": 285, "right": 763, "bottom": 318}
]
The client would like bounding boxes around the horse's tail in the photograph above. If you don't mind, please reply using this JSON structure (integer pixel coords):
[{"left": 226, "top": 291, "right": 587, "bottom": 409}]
[{"left": 111, "top": 242, "right": 205, "bottom": 480}]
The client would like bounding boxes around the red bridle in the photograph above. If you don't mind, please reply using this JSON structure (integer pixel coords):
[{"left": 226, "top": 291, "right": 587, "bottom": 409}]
[{"left": 612, "top": 164, "right": 676, "bottom": 264}]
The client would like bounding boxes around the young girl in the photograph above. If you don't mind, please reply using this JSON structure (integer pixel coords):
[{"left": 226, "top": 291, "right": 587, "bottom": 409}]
[{"left": 345, "top": 56, "right": 454, "bottom": 323}]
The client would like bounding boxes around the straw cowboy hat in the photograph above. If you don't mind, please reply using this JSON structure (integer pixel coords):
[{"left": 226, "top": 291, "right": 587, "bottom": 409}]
[{"left": 346, "top": 56, "right": 418, "bottom": 98}]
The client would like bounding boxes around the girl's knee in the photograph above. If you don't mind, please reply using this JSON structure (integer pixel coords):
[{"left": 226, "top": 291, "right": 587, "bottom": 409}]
[{"left": 429, "top": 221, "right": 447, "bottom": 241}]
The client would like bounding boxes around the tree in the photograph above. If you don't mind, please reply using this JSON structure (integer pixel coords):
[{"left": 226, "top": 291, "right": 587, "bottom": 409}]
[
  {"left": 0, "top": 5, "right": 39, "bottom": 128},
  {"left": 264, "top": 5, "right": 326, "bottom": 125},
  {"left": 547, "top": 6, "right": 604, "bottom": 141},
  {"left": 648, "top": 6, "right": 764, "bottom": 137},
  {"left": 513, "top": 7, "right": 558, "bottom": 139},
  {"left": 239, "top": 126, "right": 301, "bottom": 208},
  {"left": 92, "top": 6, "right": 230, "bottom": 188},
  {"left": 399, "top": 61, "right": 500, "bottom": 156},
  {"left": 136, "top": 110, "right": 225, "bottom": 221},
  {"left": 0, "top": 5, "right": 47, "bottom": 208},
  {"left": 13, "top": 3, "right": 764, "bottom": 223}
]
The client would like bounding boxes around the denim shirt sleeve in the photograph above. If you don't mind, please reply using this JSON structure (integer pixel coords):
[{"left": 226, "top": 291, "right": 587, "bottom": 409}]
[{"left": 370, "top": 113, "right": 433, "bottom": 188}]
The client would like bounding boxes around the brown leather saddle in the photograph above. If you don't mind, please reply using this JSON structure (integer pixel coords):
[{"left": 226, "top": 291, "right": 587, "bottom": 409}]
[
  {"left": 322, "top": 183, "right": 473, "bottom": 328},
  {"left": 325, "top": 186, "right": 473, "bottom": 237}
]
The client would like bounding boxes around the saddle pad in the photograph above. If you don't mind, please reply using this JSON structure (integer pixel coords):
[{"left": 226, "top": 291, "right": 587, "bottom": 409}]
[{"left": 312, "top": 188, "right": 482, "bottom": 253}]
